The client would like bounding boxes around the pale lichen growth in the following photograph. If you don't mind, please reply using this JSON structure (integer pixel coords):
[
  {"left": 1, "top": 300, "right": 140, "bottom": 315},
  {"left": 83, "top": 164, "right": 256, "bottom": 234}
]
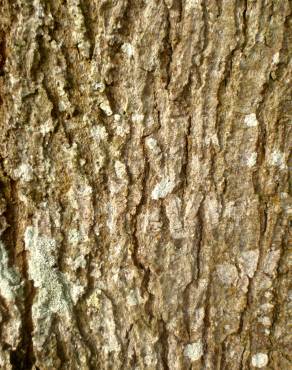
[
  {"left": 0, "top": 241, "right": 24, "bottom": 348},
  {"left": 99, "top": 100, "right": 113, "bottom": 116},
  {"left": 204, "top": 193, "right": 220, "bottom": 226},
  {"left": 113, "top": 114, "right": 130, "bottom": 137},
  {"left": 272, "top": 52, "right": 280, "bottom": 65},
  {"left": 106, "top": 203, "right": 115, "bottom": 233},
  {"left": 251, "top": 353, "right": 269, "bottom": 368},
  {"left": 126, "top": 288, "right": 143, "bottom": 307},
  {"left": 132, "top": 113, "right": 145, "bottom": 124},
  {"left": 260, "top": 302, "right": 274, "bottom": 312},
  {"left": 269, "top": 150, "right": 286, "bottom": 170},
  {"left": 114, "top": 114, "right": 121, "bottom": 122},
  {"left": 239, "top": 250, "right": 259, "bottom": 278},
  {"left": 94, "top": 224, "right": 100, "bottom": 237},
  {"left": 40, "top": 119, "right": 54, "bottom": 135},
  {"left": 68, "top": 0, "right": 90, "bottom": 58},
  {"left": 263, "top": 250, "right": 281, "bottom": 275},
  {"left": 70, "top": 284, "right": 85, "bottom": 304},
  {"left": 87, "top": 289, "right": 100, "bottom": 308},
  {"left": 258, "top": 316, "right": 271, "bottom": 326},
  {"left": 68, "top": 228, "right": 81, "bottom": 247},
  {"left": 185, "top": 0, "right": 201, "bottom": 11},
  {"left": 244, "top": 113, "right": 258, "bottom": 127},
  {"left": 92, "top": 81, "right": 106, "bottom": 92},
  {"left": 91, "top": 125, "right": 108, "bottom": 142},
  {"left": 165, "top": 195, "right": 185, "bottom": 239},
  {"left": 24, "top": 226, "right": 71, "bottom": 314},
  {"left": 151, "top": 176, "right": 176, "bottom": 200},
  {"left": 121, "top": 42, "right": 135, "bottom": 58},
  {"left": 144, "top": 352, "right": 158, "bottom": 367},
  {"left": 216, "top": 264, "right": 238, "bottom": 286},
  {"left": 114, "top": 160, "right": 127, "bottom": 180},
  {"left": 0, "top": 242, "right": 22, "bottom": 303},
  {"left": 67, "top": 255, "right": 87, "bottom": 270},
  {"left": 13, "top": 163, "right": 34, "bottom": 182},
  {"left": 145, "top": 137, "right": 161, "bottom": 155},
  {"left": 246, "top": 152, "right": 257, "bottom": 167},
  {"left": 183, "top": 340, "right": 203, "bottom": 362},
  {"left": 23, "top": 224, "right": 74, "bottom": 350}
]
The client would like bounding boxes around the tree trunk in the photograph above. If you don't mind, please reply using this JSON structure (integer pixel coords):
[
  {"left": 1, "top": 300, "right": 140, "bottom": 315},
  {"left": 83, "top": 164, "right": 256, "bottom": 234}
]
[{"left": 0, "top": 0, "right": 291, "bottom": 369}]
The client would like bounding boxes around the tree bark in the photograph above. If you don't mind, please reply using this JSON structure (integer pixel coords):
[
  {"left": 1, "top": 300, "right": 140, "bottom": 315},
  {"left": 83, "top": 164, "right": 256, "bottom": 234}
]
[{"left": 0, "top": 0, "right": 291, "bottom": 369}]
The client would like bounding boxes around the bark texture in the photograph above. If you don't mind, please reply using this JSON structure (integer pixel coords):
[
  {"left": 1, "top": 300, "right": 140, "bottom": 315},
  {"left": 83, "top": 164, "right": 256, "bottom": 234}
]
[{"left": 0, "top": 0, "right": 291, "bottom": 369}]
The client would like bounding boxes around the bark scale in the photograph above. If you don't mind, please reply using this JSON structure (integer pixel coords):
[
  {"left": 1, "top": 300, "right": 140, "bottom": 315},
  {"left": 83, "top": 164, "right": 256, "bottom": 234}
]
[{"left": 0, "top": 0, "right": 291, "bottom": 369}]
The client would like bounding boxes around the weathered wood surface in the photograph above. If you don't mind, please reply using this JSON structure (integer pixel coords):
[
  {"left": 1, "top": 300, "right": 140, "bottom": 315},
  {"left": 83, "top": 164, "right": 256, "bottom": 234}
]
[{"left": 0, "top": 0, "right": 291, "bottom": 369}]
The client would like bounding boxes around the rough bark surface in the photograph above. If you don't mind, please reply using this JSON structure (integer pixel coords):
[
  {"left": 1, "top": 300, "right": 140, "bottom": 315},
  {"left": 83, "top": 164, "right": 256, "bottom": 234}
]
[{"left": 0, "top": 0, "right": 291, "bottom": 369}]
